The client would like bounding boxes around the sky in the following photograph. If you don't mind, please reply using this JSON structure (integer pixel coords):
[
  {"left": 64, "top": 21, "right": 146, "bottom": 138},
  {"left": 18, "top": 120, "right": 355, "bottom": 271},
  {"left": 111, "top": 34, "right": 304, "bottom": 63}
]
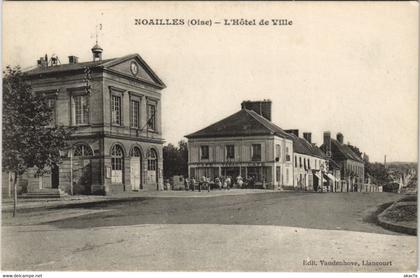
[{"left": 3, "top": 2, "right": 419, "bottom": 163}]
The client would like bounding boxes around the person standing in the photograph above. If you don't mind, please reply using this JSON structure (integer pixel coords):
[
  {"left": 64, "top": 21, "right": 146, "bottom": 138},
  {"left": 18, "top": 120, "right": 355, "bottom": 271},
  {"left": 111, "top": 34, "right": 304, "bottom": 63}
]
[
  {"left": 191, "top": 177, "right": 196, "bottom": 191},
  {"left": 215, "top": 177, "right": 222, "bottom": 190},
  {"left": 237, "top": 175, "right": 243, "bottom": 189},
  {"left": 207, "top": 177, "right": 211, "bottom": 192},
  {"left": 226, "top": 176, "right": 231, "bottom": 190}
]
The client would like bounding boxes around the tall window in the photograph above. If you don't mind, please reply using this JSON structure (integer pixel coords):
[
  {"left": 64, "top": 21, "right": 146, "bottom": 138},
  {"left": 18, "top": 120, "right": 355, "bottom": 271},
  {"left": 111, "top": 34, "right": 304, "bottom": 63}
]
[
  {"left": 294, "top": 155, "right": 297, "bottom": 167},
  {"left": 147, "top": 149, "right": 157, "bottom": 171},
  {"left": 299, "top": 157, "right": 302, "bottom": 168},
  {"left": 47, "top": 98, "right": 56, "bottom": 126},
  {"left": 200, "top": 145, "right": 209, "bottom": 160},
  {"left": 147, "top": 104, "right": 156, "bottom": 131},
  {"left": 226, "top": 145, "right": 235, "bottom": 159},
  {"left": 286, "top": 147, "right": 291, "bottom": 161},
  {"left": 130, "top": 99, "right": 140, "bottom": 128},
  {"left": 73, "top": 95, "right": 89, "bottom": 125},
  {"left": 276, "top": 144, "right": 281, "bottom": 160},
  {"left": 251, "top": 144, "right": 261, "bottom": 161},
  {"left": 73, "top": 144, "right": 93, "bottom": 157},
  {"left": 131, "top": 146, "right": 141, "bottom": 157},
  {"left": 111, "top": 95, "right": 121, "bottom": 125},
  {"left": 111, "top": 145, "right": 124, "bottom": 183}
]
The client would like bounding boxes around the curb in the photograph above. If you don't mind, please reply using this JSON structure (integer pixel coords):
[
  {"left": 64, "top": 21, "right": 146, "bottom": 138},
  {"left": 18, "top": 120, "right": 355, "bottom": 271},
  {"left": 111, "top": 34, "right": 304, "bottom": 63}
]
[
  {"left": 1, "top": 190, "right": 280, "bottom": 213},
  {"left": 1, "top": 196, "right": 149, "bottom": 213},
  {"left": 376, "top": 203, "right": 417, "bottom": 236}
]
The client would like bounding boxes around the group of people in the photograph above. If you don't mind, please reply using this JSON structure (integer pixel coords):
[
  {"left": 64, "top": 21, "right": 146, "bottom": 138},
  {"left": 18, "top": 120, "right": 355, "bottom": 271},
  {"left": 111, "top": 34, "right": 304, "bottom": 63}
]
[{"left": 184, "top": 175, "right": 259, "bottom": 192}]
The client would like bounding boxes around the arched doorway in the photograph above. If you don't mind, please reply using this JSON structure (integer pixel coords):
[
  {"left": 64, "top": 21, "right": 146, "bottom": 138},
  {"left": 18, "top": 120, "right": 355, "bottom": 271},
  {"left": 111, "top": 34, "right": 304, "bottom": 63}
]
[
  {"left": 111, "top": 144, "right": 124, "bottom": 186},
  {"left": 73, "top": 143, "right": 93, "bottom": 194},
  {"left": 130, "top": 146, "right": 142, "bottom": 191},
  {"left": 147, "top": 148, "right": 158, "bottom": 187}
]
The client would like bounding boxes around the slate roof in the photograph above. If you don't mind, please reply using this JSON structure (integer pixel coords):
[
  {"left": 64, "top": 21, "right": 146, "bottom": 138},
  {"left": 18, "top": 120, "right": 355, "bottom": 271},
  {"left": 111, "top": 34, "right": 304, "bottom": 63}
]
[
  {"left": 321, "top": 139, "right": 364, "bottom": 163},
  {"left": 24, "top": 54, "right": 166, "bottom": 88},
  {"left": 185, "top": 109, "right": 291, "bottom": 139},
  {"left": 24, "top": 58, "right": 115, "bottom": 76},
  {"left": 328, "top": 158, "right": 341, "bottom": 170},
  {"left": 286, "top": 133, "right": 327, "bottom": 159}
]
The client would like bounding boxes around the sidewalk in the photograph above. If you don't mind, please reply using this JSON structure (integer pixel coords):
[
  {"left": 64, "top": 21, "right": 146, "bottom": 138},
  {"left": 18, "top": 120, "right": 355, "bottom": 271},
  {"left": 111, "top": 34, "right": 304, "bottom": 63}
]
[
  {"left": 376, "top": 195, "right": 417, "bottom": 235},
  {"left": 1, "top": 189, "right": 278, "bottom": 213}
]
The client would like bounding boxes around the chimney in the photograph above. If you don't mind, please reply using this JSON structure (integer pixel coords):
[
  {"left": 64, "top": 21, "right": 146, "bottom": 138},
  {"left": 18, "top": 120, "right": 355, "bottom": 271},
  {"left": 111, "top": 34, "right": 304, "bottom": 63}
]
[
  {"left": 285, "top": 129, "right": 299, "bottom": 137},
  {"left": 50, "top": 54, "right": 59, "bottom": 66},
  {"left": 68, "top": 55, "right": 79, "bottom": 64},
  {"left": 323, "top": 131, "right": 332, "bottom": 157},
  {"left": 37, "top": 57, "right": 48, "bottom": 68},
  {"left": 337, "top": 132, "right": 344, "bottom": 144},
  {"left": 303, "top": 132, "right": 312, "bottom": 143},
  {"left": 241, "top": 100, "right": 272, "bottom": 121}
]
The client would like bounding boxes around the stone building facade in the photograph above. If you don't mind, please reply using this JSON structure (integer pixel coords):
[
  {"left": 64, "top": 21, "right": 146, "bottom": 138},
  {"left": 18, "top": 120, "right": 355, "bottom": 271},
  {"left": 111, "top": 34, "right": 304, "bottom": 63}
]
[
  {"left": 186, "top": 101, "right": 294, "bottom": 189},
  {"left": 22, "top": 45, "right": 165, "bottom": 195},
  {"left": 321, "top": 132, "right": 365, "bottom": 191}
]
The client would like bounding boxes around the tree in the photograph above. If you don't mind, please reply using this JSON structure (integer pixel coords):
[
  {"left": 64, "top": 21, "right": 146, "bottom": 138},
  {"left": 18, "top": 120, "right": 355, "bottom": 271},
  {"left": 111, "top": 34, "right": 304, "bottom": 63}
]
[
  {"left": 2, "top": 66, "right": 73, "bottom": 216},
  {"left": 178, "top": 140, "right": 188, "bottom": 176},
  {"left": 163, "top": 140, "right": 188, "bottom": 178},
  {"left": 365, "top": 162, "right": 392, "bottom": 185}
]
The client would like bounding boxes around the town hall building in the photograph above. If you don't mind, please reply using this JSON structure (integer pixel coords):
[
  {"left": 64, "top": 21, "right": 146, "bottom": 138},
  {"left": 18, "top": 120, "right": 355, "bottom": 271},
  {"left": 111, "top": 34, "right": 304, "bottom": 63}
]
[{"left": 22, "top": 44, "right": 166, "bottom": 195}]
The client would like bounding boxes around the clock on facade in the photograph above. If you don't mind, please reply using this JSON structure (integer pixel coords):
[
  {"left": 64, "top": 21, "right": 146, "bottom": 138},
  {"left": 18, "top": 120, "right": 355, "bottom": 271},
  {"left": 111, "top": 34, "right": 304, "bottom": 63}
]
[{"left": 130, "top": 61, "right": 139, "bottom": 76}]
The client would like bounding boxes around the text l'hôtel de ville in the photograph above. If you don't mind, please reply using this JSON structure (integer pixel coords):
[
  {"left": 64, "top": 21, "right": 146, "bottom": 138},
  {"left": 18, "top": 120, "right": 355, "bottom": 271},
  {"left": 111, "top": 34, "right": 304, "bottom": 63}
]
[{"left": 134, "top": 18, "right": 293, "bottom": 27}]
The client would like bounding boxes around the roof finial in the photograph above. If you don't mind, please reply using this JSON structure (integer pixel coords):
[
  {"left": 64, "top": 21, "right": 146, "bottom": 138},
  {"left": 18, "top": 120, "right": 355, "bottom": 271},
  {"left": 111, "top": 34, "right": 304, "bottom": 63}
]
[
  {"left": 91, "top": 23, "right": 103, "bottom": 61},
  {"left": 95, "top": 23, "right": 102, "bottom": 44}
]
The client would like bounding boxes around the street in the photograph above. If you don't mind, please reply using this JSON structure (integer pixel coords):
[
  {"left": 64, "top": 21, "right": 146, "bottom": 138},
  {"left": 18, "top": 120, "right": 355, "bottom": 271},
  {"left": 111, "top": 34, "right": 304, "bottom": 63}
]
[{"left": 2, "top": 191, "right": 417, "bottom": 271}]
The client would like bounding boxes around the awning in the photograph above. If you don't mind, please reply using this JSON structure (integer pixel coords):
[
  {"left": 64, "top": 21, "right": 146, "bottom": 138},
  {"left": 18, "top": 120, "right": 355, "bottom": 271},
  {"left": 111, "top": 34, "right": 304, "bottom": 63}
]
[{"left": 327, "top": 173, "right": 336, "bottom": 182}]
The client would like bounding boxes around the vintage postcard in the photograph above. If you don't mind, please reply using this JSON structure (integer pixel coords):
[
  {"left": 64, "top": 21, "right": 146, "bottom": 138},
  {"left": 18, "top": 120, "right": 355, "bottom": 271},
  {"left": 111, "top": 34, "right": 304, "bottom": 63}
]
[{"left": 2, "top": 1, "right": 418, "bottom": 275}]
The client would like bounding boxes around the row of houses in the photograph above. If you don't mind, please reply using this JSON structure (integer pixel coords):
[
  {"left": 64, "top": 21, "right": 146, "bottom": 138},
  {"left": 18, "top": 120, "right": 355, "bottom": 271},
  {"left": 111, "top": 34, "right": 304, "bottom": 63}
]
[{"left": 185, "top": 100, "right": 367, "bottom": 192}]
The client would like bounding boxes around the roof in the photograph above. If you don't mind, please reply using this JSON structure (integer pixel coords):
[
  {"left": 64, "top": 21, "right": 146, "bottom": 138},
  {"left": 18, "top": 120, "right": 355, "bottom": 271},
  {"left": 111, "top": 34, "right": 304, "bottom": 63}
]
[
  {"left": 185, "top": 109, "right": 291, "bottom": 139},
  {"left": 287, "top": 133, "right": 327, "bottom": 159},
  {"left": 24, "top": 53, "right": 166, "bottom": 89},
  {"left": 321, "top": 139, "right": 364, "bottom": 163},
  {"left": 328, "top": 158, "right": 341, "bottom": 169},
  {"left": 24, "top": 58, "right": 114, "bottom": 75}
]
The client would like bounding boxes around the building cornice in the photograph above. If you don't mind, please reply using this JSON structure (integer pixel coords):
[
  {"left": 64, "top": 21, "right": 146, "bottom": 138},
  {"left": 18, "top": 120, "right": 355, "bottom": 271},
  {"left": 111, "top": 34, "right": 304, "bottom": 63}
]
[{"left": 70, "top": 132, "right": 164, "bottom": 144}]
